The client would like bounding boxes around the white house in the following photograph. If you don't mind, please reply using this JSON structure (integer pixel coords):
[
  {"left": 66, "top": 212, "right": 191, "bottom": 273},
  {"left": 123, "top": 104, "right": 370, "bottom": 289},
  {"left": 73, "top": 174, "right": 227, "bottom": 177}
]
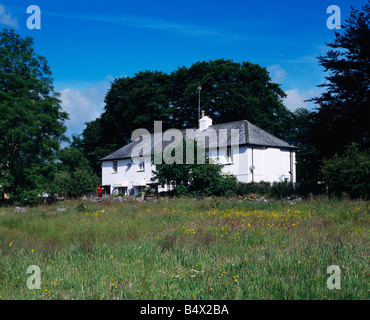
[{"left": 101, "top": 114, "right": 298, "bottom": 195}]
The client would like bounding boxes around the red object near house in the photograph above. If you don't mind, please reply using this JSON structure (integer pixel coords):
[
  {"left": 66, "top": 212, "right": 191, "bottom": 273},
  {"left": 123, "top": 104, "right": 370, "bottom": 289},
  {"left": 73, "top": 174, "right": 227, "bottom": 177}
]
[{"left": 96, "top": 185, "right": 103, "bottom": 197}]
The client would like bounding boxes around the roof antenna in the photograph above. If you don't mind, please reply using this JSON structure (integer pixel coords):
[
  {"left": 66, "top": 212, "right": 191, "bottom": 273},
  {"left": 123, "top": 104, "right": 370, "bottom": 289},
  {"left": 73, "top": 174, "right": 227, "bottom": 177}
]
[{"left": 197, "top": 85, "right": 202, "bottom": 120}]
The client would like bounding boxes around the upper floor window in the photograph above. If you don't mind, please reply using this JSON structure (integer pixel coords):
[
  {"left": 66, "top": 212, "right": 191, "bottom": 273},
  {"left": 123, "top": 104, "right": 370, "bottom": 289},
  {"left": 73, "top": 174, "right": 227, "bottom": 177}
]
[
  {"left": 138, "top": 159, "right": 145, "bottom": 172},
  {"left": 226, "top": 146, "right": 233, "bottom": 164},
  {"left": 112, "top": 160, "right": 118, "bottom": 173},
  {"left": 205, "top": 148, "right": 209, "bottom": 163}
]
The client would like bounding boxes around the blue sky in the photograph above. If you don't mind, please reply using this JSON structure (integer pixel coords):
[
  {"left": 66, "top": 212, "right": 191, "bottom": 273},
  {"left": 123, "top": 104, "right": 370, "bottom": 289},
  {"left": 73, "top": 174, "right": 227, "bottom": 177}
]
[{"left": 0, "top": 0, "right": 366, "bottom": 138}]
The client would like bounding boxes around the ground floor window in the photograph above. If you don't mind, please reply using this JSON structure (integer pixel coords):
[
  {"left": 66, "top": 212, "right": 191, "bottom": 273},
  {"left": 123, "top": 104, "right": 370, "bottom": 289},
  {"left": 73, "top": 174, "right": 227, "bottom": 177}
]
[
  {"left": 112, "top": 187, "right": 127, "bottom": 195},
  {"left": 102, "top": 185, "right": 110, "bottom": 195},
  {"left": 137, "top": 186, "right": 145, "bottom": 194}
]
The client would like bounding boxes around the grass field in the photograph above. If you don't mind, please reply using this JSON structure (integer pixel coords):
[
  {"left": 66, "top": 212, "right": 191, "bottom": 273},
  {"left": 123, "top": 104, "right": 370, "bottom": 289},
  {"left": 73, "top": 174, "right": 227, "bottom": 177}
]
[{"left": 0, "top": 196, "right": 368, "bottom": 300}]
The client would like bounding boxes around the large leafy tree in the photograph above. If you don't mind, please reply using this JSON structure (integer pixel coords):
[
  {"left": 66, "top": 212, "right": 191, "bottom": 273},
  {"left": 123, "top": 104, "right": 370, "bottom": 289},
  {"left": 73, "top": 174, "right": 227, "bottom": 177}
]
[
  {"left": 101, "top": 70, "right": 173, "bottom": 146},
  {"left": 52, "top": 135, "right": 100, "bottom": 197},
  {"left": 0, "top": 29, "right": 68, "bottom": 198},
  {"left": 82, "top": 70, "right": 173, "bottom": 174},
  {"left": 310, "top": 1, "right": 370, "bottom": 158},
  {"left": 170, "top": 59, "right": 289, "bottom": 137},
  {"left": 80, "top": 118, "right": 111, "bottom": 175},
  {"left": 277, "top": 108, "right": 319, "bottom": 189},
  {"left": 300, "top": 2, "right": 370, "bottom": 193}
]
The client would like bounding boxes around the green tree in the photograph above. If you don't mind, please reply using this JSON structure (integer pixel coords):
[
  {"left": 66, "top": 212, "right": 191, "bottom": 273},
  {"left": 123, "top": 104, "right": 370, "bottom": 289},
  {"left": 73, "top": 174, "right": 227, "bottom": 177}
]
[
  {"left": 0, "top": 29, "right": 68, "bottom": 199},
  {"left": 153, "top": 139, "right": 198, "bottom": 196},
  {"left": 320, "top": 145, "right": 370, "bottom": 199},
  {"left": 278, "top": 108, "right": 322, "bottom": 193},
  {"left": 299, "top": 2, "right": 370, "bottom": 194},
  {"left": 57, "top": 145, "right": 90, "bottom": 172},
  {"left": 153, "top": 139, "right": 236, "bottom": 197},
  {"left": 170, "top": 59, "right": 290, "bottom": 137},
  {"left": 54, "top": 137, "right": 100, "bottom": 197},
  {"left": 82, "top": 71, "right": 173, "bottom": 174},
  {"left": 80, "top": 118, "right": 111, "bottom": 175},
  {"left": 310, "top": 2, "right": 370, "bottom": 158},
  {"left": 53, "top": 168, "right": 100, "bottom": 198}
]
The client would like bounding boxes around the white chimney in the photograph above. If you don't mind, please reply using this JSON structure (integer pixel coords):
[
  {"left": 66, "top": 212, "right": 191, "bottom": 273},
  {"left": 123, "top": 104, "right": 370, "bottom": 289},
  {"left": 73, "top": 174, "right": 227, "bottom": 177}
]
[{"left": 199, "top": 110, "right": 212, "bottom": 131}]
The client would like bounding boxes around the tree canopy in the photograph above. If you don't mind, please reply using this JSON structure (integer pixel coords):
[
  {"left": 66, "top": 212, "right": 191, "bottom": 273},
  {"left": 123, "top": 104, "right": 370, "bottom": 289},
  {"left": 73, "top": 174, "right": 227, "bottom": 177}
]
[
  {"left": 309, "top": 2, "right": 370, "bottom": 157},
  {"left": 0, "top": 29, "right": 68, "bottom": 199},
  {"left": 301, "top": 2, "right": 370, "bottom": 193}
]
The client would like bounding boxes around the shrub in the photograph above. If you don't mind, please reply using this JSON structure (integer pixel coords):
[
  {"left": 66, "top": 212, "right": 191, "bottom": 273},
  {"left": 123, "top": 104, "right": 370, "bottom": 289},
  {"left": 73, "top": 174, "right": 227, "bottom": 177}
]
[
  {"left": 16, "top": 189, "right": 45, "bottom": 206},
  {"left": 236, "top": 181, "right": 294, "bottom": 198},
  {"left": 236, "top": 181, "right": 269, "bottom": 196},
  {"left": 320, "top": 145, "right": 370, "bottom": 199},
  {"left": 216, "top": 175, "right": 238, "bottom": 197},
  {"left": 270, "top": 181, "right": 294, "bottom": 198},
  {"left": 190, "top": 164, "right": 237, "bottom": 197}
]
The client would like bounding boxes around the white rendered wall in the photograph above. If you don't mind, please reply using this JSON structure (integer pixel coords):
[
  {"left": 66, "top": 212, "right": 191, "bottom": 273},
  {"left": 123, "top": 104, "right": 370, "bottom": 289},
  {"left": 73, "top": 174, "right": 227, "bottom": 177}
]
[
  {"left": 101, "top": 146, "right": 296, "bottom": 194},
  {"left": 102, "top": 157, "right": 157, "bottom": 195},
  {"left": 209, "top": 145, "right": 249, "bottom": 183},
  {"left": 210, "top": 146, "right": 296, "bottom": 184},
  {"left": 246, "top": 147, "right": 296, "bottom": 183}
]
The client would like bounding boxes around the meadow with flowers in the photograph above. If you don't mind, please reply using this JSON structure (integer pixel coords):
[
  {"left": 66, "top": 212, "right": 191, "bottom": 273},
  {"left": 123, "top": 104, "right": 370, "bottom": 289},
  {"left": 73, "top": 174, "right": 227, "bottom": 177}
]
[{"left": 0, "top": 196, "right": 368, "bottom": 300}]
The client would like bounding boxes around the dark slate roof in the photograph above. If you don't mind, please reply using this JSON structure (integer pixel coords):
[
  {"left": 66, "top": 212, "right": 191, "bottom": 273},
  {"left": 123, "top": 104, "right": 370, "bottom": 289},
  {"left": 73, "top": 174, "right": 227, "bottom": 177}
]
[{"left": 101, "top": 120, "right": 298, "bottom": 161}]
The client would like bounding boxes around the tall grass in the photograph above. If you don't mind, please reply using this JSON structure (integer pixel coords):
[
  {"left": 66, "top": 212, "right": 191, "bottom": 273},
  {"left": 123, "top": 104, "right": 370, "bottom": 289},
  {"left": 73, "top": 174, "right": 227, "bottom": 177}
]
[{"left": 0, "top": 197, "right": 368, "bottom": 300}]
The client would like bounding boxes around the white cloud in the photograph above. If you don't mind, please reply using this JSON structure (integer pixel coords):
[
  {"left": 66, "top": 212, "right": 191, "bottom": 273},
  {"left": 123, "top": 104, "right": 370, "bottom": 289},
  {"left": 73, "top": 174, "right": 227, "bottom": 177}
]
[
  {"left": 0, "top": 4, "right": 19, "bottom": 28},
  {"left": 267, "top": 64, "right": 287, "bottom": 84},
  {"left": 59, "top": 79, "right": 111, "bottom": 136},
  {"left": 266, "top": 65, "right": 319, "bottom": 111},
  {"left": 283, "top": 88, "right": 319, "bottom": 111}
]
